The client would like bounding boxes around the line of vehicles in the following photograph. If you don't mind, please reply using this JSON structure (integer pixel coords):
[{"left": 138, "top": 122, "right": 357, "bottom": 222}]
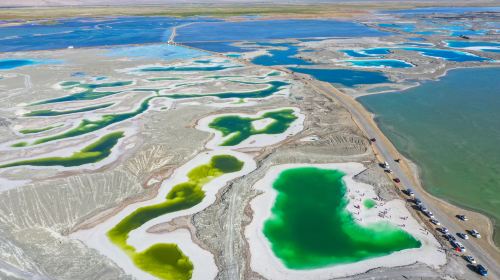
[{"left": 379, "top": 159, "right": 488, "bottom": 277}]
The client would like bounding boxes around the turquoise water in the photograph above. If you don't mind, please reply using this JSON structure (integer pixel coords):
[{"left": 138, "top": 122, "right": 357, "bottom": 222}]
[
  {"left": 341, "top": 48, "right": 391, "bottom": 58},
  {"left": 346, "top": 59, "right": 413, "bottom": 68},
  {"left": 446, "top": 41, "right": 500, "bottom": 53},
  {"left": 358, "top": 67, "right": 500, "bottom": 246},
  {"left": 176, "top": 19, "right": 390, "bottom": 42},
  {"left": 289, "top": 67, "right": 389, "bottom": 87},
  {"left": 0, "top": 59, "right": 59, "bottom": 70},
  {"left": 401, "top": 47, "right": 490, "bottom": 62},
  {"left": 0, "top": 59, "right": 37, "bottom": 70},
  {"left": 343, "top": 46, "right": 489, "bottom": 62}
]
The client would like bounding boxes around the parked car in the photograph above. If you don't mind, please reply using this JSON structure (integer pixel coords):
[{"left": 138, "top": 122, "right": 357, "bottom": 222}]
[
  {"left": 424, "top": 211, "right": 434, "bottom": 218},
  {"left": 438, "top": 227, "right": 449, "bottom": 234},
  {"left": 445, "top": 234, "right": 456, "bottom": 242},
  {"left": 406, "top": 188, "right": 415, "bottom": 196},
  {"left": 470, "top": 229, "right": 481, "bottom": 238},
  {"left": 414, "top": 198, "right": 422, "bottom": 206},
  {"left": 457, "top": 232, "right": 469, "bottom": 240},
  {"left": 464, "top": 255, "right": 476, "bottom": 264},
  {"left": 476, "top": 264, "right": 488, "bottom": 276},
  {"left": 457, "top": 215, "right": 468, "bottom": 221},
  {"left": 451, "top": 241, "right": 466, "bottom": 252},
  {"left": 430, "top": 218, "right": 440, "bottom": 225},
  {"left": 393, "top": 178, "right": 401, "bottom": 183}
]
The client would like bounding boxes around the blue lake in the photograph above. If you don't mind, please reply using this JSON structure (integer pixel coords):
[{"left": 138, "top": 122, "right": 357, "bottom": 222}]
[
  {"left": 175, "top": 19, "right": 391, "bottom": 42},
  {"left": 346, "top": 59, "right": 413, "bottom": 68},
  {"left": 289, "top": 67, "right": 390, "bottom": 87},
  {"left": 0, "top": 59, "right": 37, "bottom": 70},
  {"left": 251, "top": 43, "right": 312, "bottom": 66},
  {"left": 0, "top": 59, "right": 59, "bottom": 70},
  {"left": 183, "top": 41, "right": 252, "bottom": 53},
  {"left": 446, "top": 40, "right": 500, "bottom": 53},
  {"left": 105, "top": 44, "right": 207, "bottom": 60},
  {"left": 0, "top": 17, "right": 217, "bottom": 52},
  {"left": 401, "top": 47, "right": 490, "bottom": 62},
  {"left": 341, "top": 48, "right": 391, "bottom": 58}
]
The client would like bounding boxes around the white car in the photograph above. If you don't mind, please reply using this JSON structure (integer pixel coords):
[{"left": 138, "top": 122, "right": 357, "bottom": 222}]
[
  {"left": 465, "top": 255, "right": 477, "bottom": 264},
  {"left": 470, "top": 229, "right": 481, "bottom": 238}
]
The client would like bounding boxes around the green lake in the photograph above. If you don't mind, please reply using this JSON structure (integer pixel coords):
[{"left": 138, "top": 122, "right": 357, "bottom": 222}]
[
  {"left": 107, "top": 154, "right": 244, "bottom": 280},
  {"left": 1, "top": 131, "right": 123, "bottom": 168},
  {"left": 208, "top": 109, "right": 298, "bottom": 146},
  {"left": 264, "top": 167, "right": 420, "bottom": 269}
]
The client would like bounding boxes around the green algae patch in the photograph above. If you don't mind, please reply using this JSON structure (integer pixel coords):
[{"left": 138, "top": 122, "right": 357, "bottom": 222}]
[
  {"left": 19, "top": 81, "right": 288, "bottom": 147},
  {"left": 24, "top": 103, "right": 113, "bottom": 117},
  {"left": 107, "top": 155, "right": 244, "bottom": 280},
  {"left": 167, "top": 80, "right": 288, "bottom": 100},
  {"left": 208, "top": 109, "right": 297, "bottom": 146},
  {"left": 22, "top": 97, "right": 153, "bottom": 146},
  {"left": 264, "top": 167, "right": 421, "bottom": 269},
  {"left": 35, "top": 81, "right": 133, "bottom": 105},
  {"left": 19, "top": 124, "right": 61, "bottom": 134},
  {"left": 11, "top": 142, "right": 28, "bottom": 147},
  {"left": 1, "top": 131, "right": 123, "bottom": 168},
  {"left": 364, "top": 198, "right": 376, "bottom": 209}
]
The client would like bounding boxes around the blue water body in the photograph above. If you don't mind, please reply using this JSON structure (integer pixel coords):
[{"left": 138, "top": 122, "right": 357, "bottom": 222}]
[
  {"left": 378, "top": 23, "right": 440, "bottom": 35},
  {"left": 342, "top": 48, "right": 391, "bottom": 58},
  {"left": 346, "top": 59, "right": 413, "bottom": 68},
  {"left": 0, "top": 59, "right": 36, "bottom": 70},
  {"left": 358, "top": 67, "right": 500, "bottom": 245},
  {"left": 289, "top": 67, "right": 390, "bottom": 87},
  {"left": 446, "top": 40, "right": 500, "bottom": 53},
  {"left": 385, "top": 6, "right": 500, "bottom": 15},
  {"left": 183, "top": 41, "right": 252, "bottom": 53},
  {"left": 0, "top": 59, "right": 59, "bottom": 70},
  {"left": 402, "top": 47, "right": 490, "bottom": 62},
  {"left": 106, "top": 44, "right": 207, "bottom": 60},
  {"left": 176, "top": 19, "right": 391, "bottom": 42},
  {"left": 0, "top": 17, "right": 218, "bottom": 52},
  {"left": 363, "top": 48, "right": 392, "bottom": 56},
  {"left": 252, "top": 43, "right": 312, "bottom": 66}
]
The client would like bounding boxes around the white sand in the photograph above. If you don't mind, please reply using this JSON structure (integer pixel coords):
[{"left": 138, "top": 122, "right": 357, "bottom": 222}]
[
  {"left": 251, "top": 118, "right": 276, "bottom": 131},
  {"left": 245, "top": 163, "right": 446, "bottom": 280},
  {"left": 196, "top": 107, "right": 304, "bottom": 150},
  {"left": 71, "top": 150, "right": 256, "bottom": 280}
]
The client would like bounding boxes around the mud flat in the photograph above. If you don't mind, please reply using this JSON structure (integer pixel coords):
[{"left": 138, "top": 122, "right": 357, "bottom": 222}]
[
  {"left": 196, "top": 107, "right": 304, "bottom": 150},
  {"left": 246, "top": 162, "right": 445, "bottom": 280},
  {"left": 71, "top": 150, "right": 256, "bottom": 280}
]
